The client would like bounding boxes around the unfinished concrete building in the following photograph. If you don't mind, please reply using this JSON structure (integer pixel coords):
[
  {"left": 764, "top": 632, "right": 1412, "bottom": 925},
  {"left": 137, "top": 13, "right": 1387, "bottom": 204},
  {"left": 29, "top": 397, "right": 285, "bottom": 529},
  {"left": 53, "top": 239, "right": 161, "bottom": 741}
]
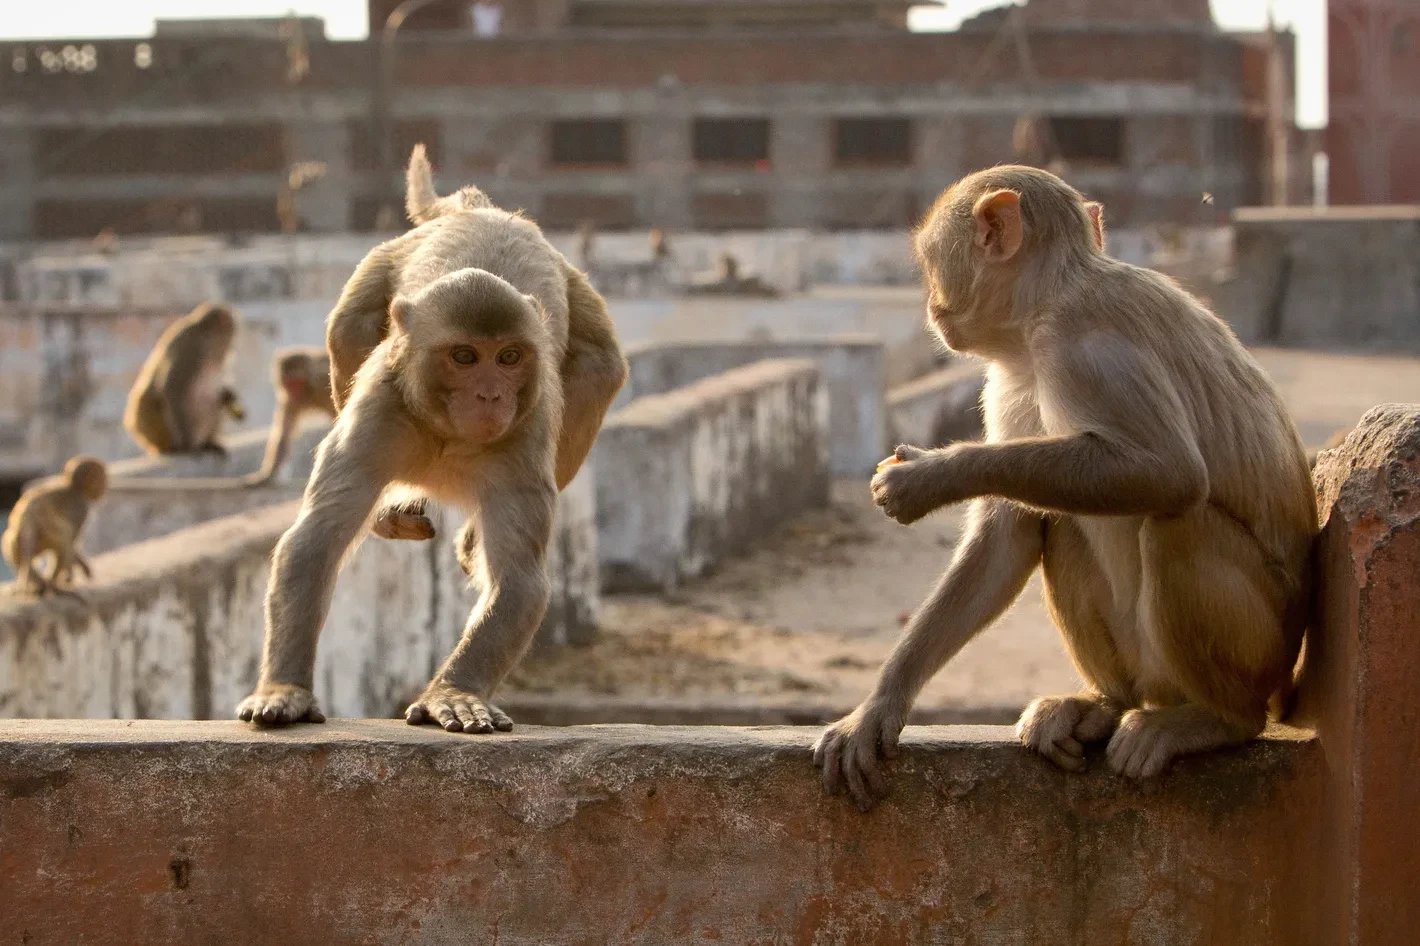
[{"left": 0, "top": 0, "right": 1295, "bottom": 242}]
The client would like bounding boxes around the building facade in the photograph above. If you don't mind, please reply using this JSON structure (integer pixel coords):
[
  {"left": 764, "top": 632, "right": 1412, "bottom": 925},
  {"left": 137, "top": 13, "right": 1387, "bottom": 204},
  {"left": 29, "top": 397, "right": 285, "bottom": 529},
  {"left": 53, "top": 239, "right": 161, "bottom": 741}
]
[
  {"left": 1327, "top": 0, "right": 1420, "bottom": 204},
  {"left": 0, "top": 0, "right": 1290, "bottom": 242}
]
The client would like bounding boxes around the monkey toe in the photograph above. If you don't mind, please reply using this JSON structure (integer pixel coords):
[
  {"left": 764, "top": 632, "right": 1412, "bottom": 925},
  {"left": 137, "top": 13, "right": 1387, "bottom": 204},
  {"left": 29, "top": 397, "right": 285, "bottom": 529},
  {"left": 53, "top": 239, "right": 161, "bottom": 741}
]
[
  {"left": 1017, "top": 696, "right": 1093, "bottom": 772},
  {"left": 236, "top": 685, "right": 325, "bottom": 726},
  {"left": 1106, "top": 710, "right": 1174, "bottom": 779},
  {"left": 405, "top": 688, "right": 506, "bottom": 736}
]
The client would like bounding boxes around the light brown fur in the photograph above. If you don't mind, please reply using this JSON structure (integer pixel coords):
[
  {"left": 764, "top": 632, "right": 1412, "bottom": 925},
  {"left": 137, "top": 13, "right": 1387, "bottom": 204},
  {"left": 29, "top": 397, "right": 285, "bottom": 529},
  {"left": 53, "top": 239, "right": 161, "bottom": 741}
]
[
  {"left": 2, "top": 456, "right": 107, "bottom": 597},
  {"left": 326, "top": 145, "right": 627, "bottom": 541},
  {"left": 814, "top": 166, "right": 1317, "bottom": 809},
  {"left": 124, "top": 302, "right": 245, "bottom": 456},
  {"left": 237, "top": 164, "right": 627, "bottom": 732}
]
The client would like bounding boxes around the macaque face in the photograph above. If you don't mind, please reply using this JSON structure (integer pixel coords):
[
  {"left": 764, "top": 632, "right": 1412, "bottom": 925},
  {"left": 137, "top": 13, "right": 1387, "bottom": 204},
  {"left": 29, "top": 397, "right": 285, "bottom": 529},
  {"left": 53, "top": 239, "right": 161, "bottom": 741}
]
[{"left": 430, "top": 334, "right": 536, "bottom": 445}]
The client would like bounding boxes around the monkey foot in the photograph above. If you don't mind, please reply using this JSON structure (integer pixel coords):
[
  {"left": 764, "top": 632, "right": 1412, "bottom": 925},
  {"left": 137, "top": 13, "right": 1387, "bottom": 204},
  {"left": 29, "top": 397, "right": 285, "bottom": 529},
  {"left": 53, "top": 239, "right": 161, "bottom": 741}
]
[
  {"left": 371, "top": 508, "right": 436, "bottom": 541},
  {"left": 1016, "top": 694, "right": 1121, "bottom": 773},
  {"left": 236, "top": 684, "right": 326, "bottom": 726},
  {"left": 405, "top": 687, "right": 513, "bottom": 734}
]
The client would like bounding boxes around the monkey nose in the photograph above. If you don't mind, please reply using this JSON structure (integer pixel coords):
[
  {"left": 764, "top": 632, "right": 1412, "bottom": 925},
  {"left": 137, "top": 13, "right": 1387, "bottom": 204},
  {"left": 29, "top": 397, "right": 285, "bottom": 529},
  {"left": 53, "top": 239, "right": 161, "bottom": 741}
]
[{"left": 476, "top": 390, "right": 501, "bottom": 402}]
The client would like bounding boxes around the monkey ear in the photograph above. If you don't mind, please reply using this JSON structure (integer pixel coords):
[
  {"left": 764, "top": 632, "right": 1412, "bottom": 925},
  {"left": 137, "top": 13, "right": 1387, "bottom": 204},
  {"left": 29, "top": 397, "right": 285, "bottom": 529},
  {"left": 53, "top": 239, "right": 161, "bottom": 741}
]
[
  {"left": 1085, "top": 202, "right": 1107, "bottom": 252},
  {"left": 389, "top": 296, "right": 413, "bottom": 332},
  {"left": 524, "top": 293, "right": 549, "bottom": 323},
  {"left": 972, "top": 189, "right": 1023, "bottom": 263}
]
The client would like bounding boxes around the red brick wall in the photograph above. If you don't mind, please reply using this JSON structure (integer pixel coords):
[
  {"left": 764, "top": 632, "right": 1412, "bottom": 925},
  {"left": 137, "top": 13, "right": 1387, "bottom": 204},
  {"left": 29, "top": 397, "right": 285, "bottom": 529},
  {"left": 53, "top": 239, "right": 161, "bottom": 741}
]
[{"left": 1327, "top": 0, "right": 1420, "bottom": 204}]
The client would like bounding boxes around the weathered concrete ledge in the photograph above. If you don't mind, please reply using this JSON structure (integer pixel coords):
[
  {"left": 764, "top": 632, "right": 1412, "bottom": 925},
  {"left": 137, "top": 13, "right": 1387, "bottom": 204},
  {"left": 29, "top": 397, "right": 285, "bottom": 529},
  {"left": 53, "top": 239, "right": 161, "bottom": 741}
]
[
  {"left": 596, "top": 358, "right": 829, "bottom": 592},
  {"left": 888, "top": 359, "right": 986, "bottom": 448},
  {"left": 81, "top": 421, "right": 329, "bottom": 556},
  {"left": 0, "top": 719, "right": 1319, "bottom": 945},
  {"left": 616, "top": 336, "right": 886, "bottom": 475},
  {"left": 0, "top": 465, "right": 599, "bottom": 719}
]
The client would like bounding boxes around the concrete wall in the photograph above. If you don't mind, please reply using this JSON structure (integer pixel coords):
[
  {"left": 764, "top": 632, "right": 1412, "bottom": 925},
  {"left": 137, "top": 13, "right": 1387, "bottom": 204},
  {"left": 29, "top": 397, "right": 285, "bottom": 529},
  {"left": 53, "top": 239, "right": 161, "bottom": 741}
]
[
  {"left": 0, "top": 466, "right": 600, "bottom": 719},
  {"left": 618, "top": 336, "right": 886, "bottom": 476},
  {"left": 597, "top": 358, "right": 829, "bottom": 592},
  {"left": 888, "top": 360, "right": 986, "bottom": 448},
  {"left": 1221, "top": 207, "right": 1420, "bottom": 347},
  {"left": 2, "top": 415, "right": 1419, "bottom": 943}
]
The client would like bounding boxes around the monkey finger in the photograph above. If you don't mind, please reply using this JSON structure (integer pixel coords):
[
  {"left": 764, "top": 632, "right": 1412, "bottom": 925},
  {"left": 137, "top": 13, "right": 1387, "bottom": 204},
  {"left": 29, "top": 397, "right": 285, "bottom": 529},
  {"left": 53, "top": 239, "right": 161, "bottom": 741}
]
[
  {"left": 842, "top": 756, "right": 873, "bottom": 812},
  {"left": 304, "top": 707, "right": 327, "bottom": 724},
  {"left": 894, "top": 444, "right": 928, "bottom": 463},
  {"left": 456, "top": 701, "right": 494, "bottom": 734},
  {"left": 489, "top": 705, "right": 515, "bottom": 732},
  {"left": 820, "top": 738, "right": 845, "bottom": 796},
  {"left": 1058, "top": 736, "right": 1084, "bottom": 758},
  {"left": 858, "top": 750, "right": 889, "bottom": 801},
  {"left": 432, "top": 705, "right": 463, "bottom": 732},
  {"left": 879, "top": 723, "right": 901, "bottom": 760}
]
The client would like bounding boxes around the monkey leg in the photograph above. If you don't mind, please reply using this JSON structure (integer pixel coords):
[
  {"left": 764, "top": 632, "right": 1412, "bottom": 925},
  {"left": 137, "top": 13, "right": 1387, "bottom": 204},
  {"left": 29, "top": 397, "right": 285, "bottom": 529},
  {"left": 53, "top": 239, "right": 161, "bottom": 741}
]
[
  {"left": 1024, "top": 517, "right": 1136, "bottom": 771},
  {"left": 237, "top": 428, "right": 393, "bottom": 726},
  {"left": 406, "top": 481, "right": 554, "bottom": 734},
  {"left": 1104, "top": 508, "right": 1289, "bottom": 779}
]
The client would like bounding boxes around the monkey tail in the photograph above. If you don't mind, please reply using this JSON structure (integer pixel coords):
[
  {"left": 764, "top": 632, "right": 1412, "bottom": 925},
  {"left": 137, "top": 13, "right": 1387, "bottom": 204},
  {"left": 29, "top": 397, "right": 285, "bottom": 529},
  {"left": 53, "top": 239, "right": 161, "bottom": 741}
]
[{"left": 405, "top": 143, "right": 442, "bottom": 225}]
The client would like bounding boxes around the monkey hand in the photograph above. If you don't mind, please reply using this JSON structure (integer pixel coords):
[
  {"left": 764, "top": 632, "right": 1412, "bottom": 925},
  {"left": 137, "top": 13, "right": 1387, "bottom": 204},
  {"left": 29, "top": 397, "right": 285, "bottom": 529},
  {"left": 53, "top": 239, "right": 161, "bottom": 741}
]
[
  {"left": 405, "top": 683, "right": 514, "bottom": 735},
  {"left": 236, "top": 683, "right": 326, "bottom": 726},
  {"left": 870, "top": 444, "right": 955, "bottom": 525},
  {"left": 812, "top": 696, "right": 907, "bottom": 812}
]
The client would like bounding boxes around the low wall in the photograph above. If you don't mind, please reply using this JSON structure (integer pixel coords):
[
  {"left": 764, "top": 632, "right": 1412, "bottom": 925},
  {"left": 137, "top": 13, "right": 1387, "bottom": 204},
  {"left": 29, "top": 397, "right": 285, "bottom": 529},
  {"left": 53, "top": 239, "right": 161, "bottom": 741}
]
[
  {"left": 888, "top": 360, "right": 986, "bottom": 448},
  {"left": 1222, "top": 206, "right": 1420, "bottom": 347},
  {"left": 2, "top": 413, "right": 1418, "bottom": 943},
  {"left": 617, "top": 336, "right": 885, "bottom": 476},
  {"left": 0, "top": 465, "right": 600, "bottom": 719},
  {"left": 597, "top": 358, "right": 829, "bottom": 592},
  {"left": 82, "top": 421, "right": 328, "bottom": 556}
]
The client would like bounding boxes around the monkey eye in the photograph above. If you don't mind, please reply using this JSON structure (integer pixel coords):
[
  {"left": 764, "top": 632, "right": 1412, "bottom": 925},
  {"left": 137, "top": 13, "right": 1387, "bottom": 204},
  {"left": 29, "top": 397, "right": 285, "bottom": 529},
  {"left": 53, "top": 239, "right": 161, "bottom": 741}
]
[
  {"left": 496, "top": 348, "right": 521, "bottom": 366},
  {"left": 451, "top": 347, "right": 478, "bottom": 365}
]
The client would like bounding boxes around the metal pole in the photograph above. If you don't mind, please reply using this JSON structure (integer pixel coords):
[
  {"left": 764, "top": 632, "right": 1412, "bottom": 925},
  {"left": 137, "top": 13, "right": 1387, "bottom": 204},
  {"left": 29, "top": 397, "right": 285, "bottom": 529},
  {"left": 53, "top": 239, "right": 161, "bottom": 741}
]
[{"left": 374, "top": 0, "right": 446, "bottom": 225}]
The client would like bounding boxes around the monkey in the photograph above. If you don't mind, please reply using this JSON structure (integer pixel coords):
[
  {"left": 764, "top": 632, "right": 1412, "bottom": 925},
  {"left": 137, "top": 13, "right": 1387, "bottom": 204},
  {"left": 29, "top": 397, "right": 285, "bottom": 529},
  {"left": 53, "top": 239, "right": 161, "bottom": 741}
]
[
  {"left": 236, "top": 156, "right": 628, "bottom": 732},
  {"left": 246, "top": 346, "right": 337, "bottom": 486},
  {"left": 124, "top": 302, "right": 245, "bottom": 458},
  {"left": 813, "top": 166, "right": 1317, "bottom": 810},
  {"left": 2, "top": 456, "right": 107, "bottom": 597},
  {"left": 321, "top": 144, "right": 627, "bottom": 544}
]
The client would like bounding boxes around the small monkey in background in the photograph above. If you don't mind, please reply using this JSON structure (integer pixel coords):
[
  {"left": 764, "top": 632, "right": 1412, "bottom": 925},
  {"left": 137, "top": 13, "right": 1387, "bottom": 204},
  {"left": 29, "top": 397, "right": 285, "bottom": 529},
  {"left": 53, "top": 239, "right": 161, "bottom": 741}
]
[
  {"left": 815, "top": 166, "right": 1317, "bottom": 809},
  {"left": 2, "top": 456, "right": 107, "bottom": 597},
  {"left": 124, "top": 302, "right": 246, "bottom": 457},
  {"left": 245, "top": 347, "right": 337, "bottom": 485},
  {"left": 237, "top": 148, "right": 627, "bottom": 731}
]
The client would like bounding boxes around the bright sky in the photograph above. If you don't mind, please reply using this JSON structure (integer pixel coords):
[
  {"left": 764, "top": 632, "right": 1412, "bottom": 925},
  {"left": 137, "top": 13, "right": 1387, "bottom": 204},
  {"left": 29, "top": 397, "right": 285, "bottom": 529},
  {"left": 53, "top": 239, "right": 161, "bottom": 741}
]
[{"left": 0, "top": 0, "right": 1327, "bottom": 127}]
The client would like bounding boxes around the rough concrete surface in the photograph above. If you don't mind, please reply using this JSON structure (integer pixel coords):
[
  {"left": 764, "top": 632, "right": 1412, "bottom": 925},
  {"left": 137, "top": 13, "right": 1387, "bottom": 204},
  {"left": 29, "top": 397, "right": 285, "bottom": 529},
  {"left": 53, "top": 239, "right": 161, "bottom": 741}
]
[
  {"left": 0, "top": 719, "right": 1319, "bottom": 946},
  {"left": 597, "top": 358, "right": 830, "bottom": 593}
]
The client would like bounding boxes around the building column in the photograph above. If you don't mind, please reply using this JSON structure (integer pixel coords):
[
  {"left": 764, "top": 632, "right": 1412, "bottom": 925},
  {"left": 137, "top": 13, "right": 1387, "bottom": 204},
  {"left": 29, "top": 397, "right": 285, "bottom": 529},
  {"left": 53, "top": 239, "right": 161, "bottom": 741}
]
[
  {"left": 0, "top": 126, "right": 36, "bottom": 241},
  {"left": 632, "top": 114, "right": 692, "bottom": 231},
  {"left": 769, "top": 115, "right": 831, "bottom": 229},
  {"left": 284, "top": 120, "right": 352, "bottom": 233}
]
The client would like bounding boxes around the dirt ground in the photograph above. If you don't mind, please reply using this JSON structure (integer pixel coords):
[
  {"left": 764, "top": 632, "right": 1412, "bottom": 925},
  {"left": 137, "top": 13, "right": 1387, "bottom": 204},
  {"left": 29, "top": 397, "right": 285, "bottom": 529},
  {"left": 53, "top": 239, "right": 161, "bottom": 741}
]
[{"left": 507, "top": 346, "right": 1420, "bottom": 717}]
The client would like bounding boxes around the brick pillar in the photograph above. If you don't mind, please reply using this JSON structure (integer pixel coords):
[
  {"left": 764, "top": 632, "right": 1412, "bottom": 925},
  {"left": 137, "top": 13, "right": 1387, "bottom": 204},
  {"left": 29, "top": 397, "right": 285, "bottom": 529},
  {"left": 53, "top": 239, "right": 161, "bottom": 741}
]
[
  {"left": 769, "top": 115, "right": 830, "bottom": 229},
  {"left": 1307, "top": 404, "right": 1420, "bottom": 945},
  {"left": 631, "top": 114, "right": 692, "bottom": 231},
  {"left": 0, "top": 126, "right": 35, "bottom": 240}
]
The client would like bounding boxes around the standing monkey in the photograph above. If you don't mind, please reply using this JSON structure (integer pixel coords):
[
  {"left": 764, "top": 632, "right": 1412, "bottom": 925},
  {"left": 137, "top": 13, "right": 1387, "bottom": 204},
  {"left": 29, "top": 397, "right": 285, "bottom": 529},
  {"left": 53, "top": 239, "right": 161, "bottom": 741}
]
[
  {"left": 814, "top": 166, "right": 1317, "bottom": 809},
  {"left": 246, "top": 346, "right": 337, "bottom": 485},
  {"left": 237, "top": 146, "right": 627, "bottom": 730},
  {"left": 2, "top": 456, "right": 107, "bottom": 596},
  {"left": 124, "top": 302, "right": 246, "bottom": 457}
]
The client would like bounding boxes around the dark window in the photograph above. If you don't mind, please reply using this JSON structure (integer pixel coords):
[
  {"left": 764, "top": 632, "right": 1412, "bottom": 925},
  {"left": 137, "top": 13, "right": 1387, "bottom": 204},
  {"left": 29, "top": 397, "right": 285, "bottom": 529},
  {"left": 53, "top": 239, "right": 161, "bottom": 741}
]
[
  {"left": 692, "top": 192, "right": 769, "bottom": 230},
  {"left": 834, "top": 118, "right": 913, "bottom": 166},
  {"left": 549, "top": 120, "right": 627, "bottom": 167},
  {"left": 693, "top": 119, "right": 770, "bottom": 166},
  {"left": 539, "top": 193, "right": 637, "bottom": 230},
  {"left": 35, "top": 124, "right": 286, "bottom": 177},
  {"left": 34, "top": 197, "right": 281, "bottom": 239},
  {"left": 349, "top": 119, "right": 443, "bottom": 172},
  {"left": 1048, "top": 117, "right": 1125, "bottom": 166}
]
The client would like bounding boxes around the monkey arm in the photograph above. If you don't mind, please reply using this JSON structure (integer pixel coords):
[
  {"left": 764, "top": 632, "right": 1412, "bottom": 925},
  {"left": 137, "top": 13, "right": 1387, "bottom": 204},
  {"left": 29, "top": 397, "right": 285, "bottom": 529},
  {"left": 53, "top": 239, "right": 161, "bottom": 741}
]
[
  {"left": 555, "top": 266, "right": 629, "bottom": 489},
  {"left": 877, "top": 335, "right": 1207, "bottom": 520},
  {"left": 325, "top": 243, "right": 401, "bottom": 410},
  {"left": 815, "top": 500, "right": 1042, "bottom": 809}
]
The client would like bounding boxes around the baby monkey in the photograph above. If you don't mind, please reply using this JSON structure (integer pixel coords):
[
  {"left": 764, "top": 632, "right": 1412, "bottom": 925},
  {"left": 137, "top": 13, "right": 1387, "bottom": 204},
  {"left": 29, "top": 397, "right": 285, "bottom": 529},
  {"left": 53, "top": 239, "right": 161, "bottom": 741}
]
[
  {"left": 815, "top": 166, "right": 1317, "bottom": 809},
  {"left": 245, "top": 347, "right": 337, "bottom": 485},
  {"left": 2, "top": 456, "right": 108, "bottom": 596}
]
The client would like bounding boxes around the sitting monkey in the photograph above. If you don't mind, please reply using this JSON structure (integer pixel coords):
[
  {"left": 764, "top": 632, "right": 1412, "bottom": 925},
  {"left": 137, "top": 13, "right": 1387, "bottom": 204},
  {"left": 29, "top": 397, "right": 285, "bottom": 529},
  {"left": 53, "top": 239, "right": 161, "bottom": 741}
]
[
  {"left": 2, "top": 456, "right": 107, "bottom": 596},
  {"left": 815, "top": 166, "right": 1317, "bottom": 809},
  {"left": 245, "top": 346, "right": 337, "bottom": 485},
  {"left": 236, "top": 145, "right": 628, "bottom": 732},
  {"left": 124, "top": 302, "right": 246, "bottom": 457}
]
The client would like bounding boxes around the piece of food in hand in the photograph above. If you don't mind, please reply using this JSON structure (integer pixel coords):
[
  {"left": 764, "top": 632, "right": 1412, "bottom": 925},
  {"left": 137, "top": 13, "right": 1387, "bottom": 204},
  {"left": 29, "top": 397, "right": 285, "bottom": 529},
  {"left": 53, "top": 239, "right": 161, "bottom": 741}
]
[{"left": 876, "top": 455, "right": 903, "bottom": 473}]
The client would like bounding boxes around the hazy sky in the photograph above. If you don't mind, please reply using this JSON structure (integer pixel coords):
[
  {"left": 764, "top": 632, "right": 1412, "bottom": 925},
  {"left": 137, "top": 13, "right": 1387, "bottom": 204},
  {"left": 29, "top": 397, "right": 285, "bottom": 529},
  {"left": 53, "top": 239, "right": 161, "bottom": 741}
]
[{"left": 0, "top": 0, "right": 1327, "bottom": 127}]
